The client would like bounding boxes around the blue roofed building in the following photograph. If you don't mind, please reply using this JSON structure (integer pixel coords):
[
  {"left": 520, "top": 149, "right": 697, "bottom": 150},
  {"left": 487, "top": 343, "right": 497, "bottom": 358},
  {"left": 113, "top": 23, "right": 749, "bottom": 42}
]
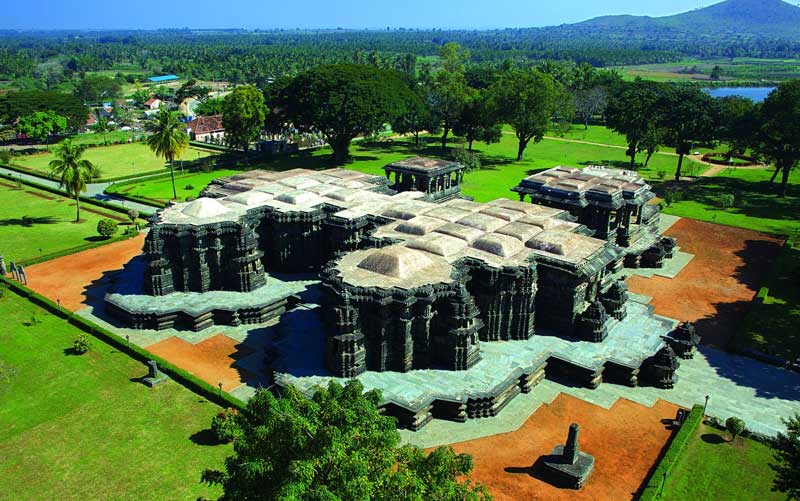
[{"left": 148, "top": 74, "right": 179, "bottom": 84}]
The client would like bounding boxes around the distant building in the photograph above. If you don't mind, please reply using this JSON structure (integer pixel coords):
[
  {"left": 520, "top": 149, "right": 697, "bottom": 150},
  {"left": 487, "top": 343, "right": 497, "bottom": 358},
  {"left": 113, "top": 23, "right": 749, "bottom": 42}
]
[
  {"left": 148, "top": 75, "right": 179, "bottom": 84},
  {"left": 186, "top": 115, "right": 225, "bottom": 143},
  {"left": 85, "top": 112, "right": 97, "bottom": 129},
  {"left": 144, "top": 98, "right": 162, "bottom": 110}
]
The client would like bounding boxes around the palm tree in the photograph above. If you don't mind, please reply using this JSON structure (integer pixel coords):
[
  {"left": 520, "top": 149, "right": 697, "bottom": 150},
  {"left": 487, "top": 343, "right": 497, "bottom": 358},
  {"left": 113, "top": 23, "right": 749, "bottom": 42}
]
[
  {"left": 94, "top": 116, "right": 115, "bottom": 146},
  {"left": 49, "top": 139, "right": 100, "bottom": 223},
  {"left": 147, "top": 107, "right": 189, "bottom": 201}
]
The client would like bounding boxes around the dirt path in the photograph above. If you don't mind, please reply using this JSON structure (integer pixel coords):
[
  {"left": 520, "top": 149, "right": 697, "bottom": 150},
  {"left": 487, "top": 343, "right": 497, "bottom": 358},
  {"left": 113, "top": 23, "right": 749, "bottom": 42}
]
[
  {"left": 446, "top": 394, "right": 679, "bottom": 500},
  {"left": 627, "top": 219, "right": 783, "bottom": 347}
]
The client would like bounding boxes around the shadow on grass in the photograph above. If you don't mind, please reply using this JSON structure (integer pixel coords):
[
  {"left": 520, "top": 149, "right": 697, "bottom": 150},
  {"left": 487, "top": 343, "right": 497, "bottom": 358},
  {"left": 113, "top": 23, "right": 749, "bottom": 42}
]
[
  {"left": 701, "top": 433, "right": 727, "bottom": 445},
  {"left": 62, "top": 347, "right": 82, "bottom": 356},
  {"left": 0, "top": 216, "right": 59, "bottom": 227},
  {"left": 84, "top": 235, "right": 111, "bottom": 243},
  {"left": 190, "top": 428, "right": 225, "bottom": 446}
]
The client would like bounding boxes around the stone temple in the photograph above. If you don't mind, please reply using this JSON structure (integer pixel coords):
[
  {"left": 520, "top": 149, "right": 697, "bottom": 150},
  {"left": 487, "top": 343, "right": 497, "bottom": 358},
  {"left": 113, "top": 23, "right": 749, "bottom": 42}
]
[{"left": 105, "top": 158, "right": 696, "bottom": 429}]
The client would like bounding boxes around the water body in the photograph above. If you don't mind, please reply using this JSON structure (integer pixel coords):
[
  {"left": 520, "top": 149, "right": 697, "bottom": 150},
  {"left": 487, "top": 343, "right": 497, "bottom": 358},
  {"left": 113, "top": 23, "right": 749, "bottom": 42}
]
[{"left": 704, "top": 87, "right": 776, "bottom": 102}]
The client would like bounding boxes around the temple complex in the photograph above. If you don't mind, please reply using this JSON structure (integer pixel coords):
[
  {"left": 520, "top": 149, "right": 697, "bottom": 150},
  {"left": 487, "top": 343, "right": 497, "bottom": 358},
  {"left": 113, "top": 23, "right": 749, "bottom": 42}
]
[
  {"left": 103, "top": 159, "right": 697, "bottom": 429},
  {"left": 512, "top": 166, "right": 676, "bottom": 267}
]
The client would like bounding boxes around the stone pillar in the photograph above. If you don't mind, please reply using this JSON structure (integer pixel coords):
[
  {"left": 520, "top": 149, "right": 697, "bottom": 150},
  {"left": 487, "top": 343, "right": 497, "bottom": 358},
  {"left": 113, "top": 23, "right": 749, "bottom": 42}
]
[{"left": 564, "top": 423, "right": 580, "bottom": 464}]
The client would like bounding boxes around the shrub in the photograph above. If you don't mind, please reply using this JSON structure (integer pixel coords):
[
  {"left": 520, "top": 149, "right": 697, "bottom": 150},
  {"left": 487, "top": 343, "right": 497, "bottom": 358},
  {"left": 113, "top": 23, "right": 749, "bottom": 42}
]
[
  {"left": 184, "top": 184, "right": 195, "bottom": 191},
  {"left": 211, "top": 407, "right": 241, "bottom": 443},
  {"left": 663, "top": 188, "right": 682, "bottom": 207},
  {"left": 73, "top": 333, "right": 92, "bottom": 355},
  {"left": 656, "top": 168, "right": 667, "bottom": 180},
  {"left": 451, "top": 147, "right": 481, "bottom": 172},
  {"left": 718, "top": 193, "right": 735, "bottom": 209},
  {"left": 726, "top": 416, "right": 746, "bottom": 442},
  {"left": 0, "top": 150, "right": 13, "bottom": 165},
  {"left": 126, "top": 208, "right": 139, "bottom": 224},
  {"left": 96, "top": 219, "right": 119, "bottom": 239}
]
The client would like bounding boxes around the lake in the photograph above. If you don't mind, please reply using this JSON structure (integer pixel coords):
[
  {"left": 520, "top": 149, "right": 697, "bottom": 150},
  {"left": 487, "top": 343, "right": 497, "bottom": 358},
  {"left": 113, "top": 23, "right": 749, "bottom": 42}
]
[{"left": 704, "top": 87, "right": 776, "bottom": 102}]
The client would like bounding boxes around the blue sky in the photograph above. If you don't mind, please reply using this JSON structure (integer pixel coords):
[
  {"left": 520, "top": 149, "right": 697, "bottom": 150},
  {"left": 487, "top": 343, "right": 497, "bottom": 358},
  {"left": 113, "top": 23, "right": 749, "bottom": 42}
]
[{"left": 3, "top": 0, "right": 722, "bottom": 30}]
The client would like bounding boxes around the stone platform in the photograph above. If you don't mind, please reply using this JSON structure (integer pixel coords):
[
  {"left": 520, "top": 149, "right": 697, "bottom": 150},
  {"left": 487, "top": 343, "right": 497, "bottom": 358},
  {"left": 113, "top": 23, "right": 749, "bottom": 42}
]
[
  {"left": 104, "top": 258, "right": 307, "bottom": 331},
  {"left": 274, "top": 291, "right": 677, "bottom": 430}
]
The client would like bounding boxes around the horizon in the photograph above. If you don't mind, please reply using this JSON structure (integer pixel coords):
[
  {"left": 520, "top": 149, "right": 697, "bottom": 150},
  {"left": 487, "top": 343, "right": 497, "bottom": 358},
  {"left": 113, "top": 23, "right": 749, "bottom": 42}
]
[{"left": 3, "top": 0, "right": 729, "bottom": 31}]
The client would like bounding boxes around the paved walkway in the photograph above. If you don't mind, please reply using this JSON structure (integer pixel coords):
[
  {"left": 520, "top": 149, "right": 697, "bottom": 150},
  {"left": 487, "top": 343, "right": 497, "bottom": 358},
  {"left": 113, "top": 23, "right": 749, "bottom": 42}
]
[{"left": 0, "top": 166, "right": 161, "bottom": 215}]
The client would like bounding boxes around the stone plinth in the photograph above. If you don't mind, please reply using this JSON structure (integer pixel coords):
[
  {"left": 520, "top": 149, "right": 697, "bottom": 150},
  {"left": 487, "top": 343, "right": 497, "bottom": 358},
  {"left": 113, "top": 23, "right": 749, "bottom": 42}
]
[{"left": 540, "top": 423, "right": 595, "bottom": 489}]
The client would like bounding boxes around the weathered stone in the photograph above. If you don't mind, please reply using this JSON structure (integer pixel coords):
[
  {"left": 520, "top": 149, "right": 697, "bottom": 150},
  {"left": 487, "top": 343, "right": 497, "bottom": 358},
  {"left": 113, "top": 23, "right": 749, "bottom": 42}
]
[{"left": 540, "top": 423, "right": 596, "bottom": 489}]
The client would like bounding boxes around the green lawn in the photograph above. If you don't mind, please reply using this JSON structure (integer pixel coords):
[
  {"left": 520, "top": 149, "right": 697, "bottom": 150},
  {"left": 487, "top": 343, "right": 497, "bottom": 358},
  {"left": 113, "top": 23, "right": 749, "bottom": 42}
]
[
  {"left": 108, "top": 132, "right": 705, "bottom": 204},
  {"left": 11, "top": 142, "right": 215, "bottom": 181},
  {"left": 0, "top": 182, "right": 144, "bottom": 264},
  {"left": 737, "top": 236, "right": 800, "bottom": 360},
  {"left": 0, "top": 291, "right": 230, "bottom": 500},
  {"left": 659, "top": 167, "right": 800, "bottom": 236},
  {"left": 662, "top": 424, "right": 781, "bottom": 501}
]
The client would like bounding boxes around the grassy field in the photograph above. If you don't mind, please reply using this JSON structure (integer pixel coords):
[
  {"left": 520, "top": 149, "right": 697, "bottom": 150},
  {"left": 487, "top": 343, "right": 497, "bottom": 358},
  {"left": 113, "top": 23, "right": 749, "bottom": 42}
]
[
  {"left": 0, "top": 182, "right": 148, "bottom": 264},
  {"left": 610, "top": 58, "right": 800, "bottom": 83},
  {"left": 108, "top": 131, "right": 705, "bottom": 204},
  {"left": 659, "top": 167, "right": 800, "bottom": 236},
  {"left": 0, "top": 291, "right": 230, "bottom": 500},
  {"left": 737, "top": 236, "right": 800, "bottom": 360},
  {"left": 11, "top": 142, "right": 215, "bottom": 180},
  {"left": 661, "top": 424, "right": 781, "bottom": 501}
]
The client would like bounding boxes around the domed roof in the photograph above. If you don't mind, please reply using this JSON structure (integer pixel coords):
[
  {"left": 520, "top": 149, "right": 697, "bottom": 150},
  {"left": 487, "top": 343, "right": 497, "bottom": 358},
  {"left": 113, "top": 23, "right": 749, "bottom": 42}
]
[
  {"left": 226, "top": 191, "right": 273, "bottom": 207},
  {"left": 180, "top": 198, "right": 231, "bottom": 218},
  {"left": 357, "top": 246, "right": 434, "bottom": 279}
]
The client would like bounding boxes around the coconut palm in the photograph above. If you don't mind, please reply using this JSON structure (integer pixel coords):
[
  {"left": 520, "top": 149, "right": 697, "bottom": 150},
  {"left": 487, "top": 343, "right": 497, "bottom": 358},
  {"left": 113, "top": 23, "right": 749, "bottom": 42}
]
[
  {"left": 49, "top": 139, "right": 100, "bottom": 223},
  {"left": 147, "top": 107, "right": 189, "bottom": 201}
]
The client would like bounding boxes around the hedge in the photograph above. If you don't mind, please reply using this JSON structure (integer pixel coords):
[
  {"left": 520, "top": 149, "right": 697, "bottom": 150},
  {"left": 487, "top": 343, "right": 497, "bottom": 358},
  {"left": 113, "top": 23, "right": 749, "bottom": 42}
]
[
  {"left": 0, "top": 276, "right": 246, "bottom": 411},
  {"left": 18, "top": 228, "right": 140, "bottom": 266},
  {"left": 0, "top": 172, "right": 153, "bottom": 219},
  {"left": 639, "top": 404, "right": 704, "bottom": 500}
]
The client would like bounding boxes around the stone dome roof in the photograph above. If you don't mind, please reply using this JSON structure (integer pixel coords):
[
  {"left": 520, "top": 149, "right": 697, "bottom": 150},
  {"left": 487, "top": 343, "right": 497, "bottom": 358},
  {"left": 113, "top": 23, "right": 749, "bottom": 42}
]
[
  {"left": 180, "top": 198, "right": 231, "bottom": 218},
  {"left": 357, "top": 246, "right": 434, "bottom": 279}
]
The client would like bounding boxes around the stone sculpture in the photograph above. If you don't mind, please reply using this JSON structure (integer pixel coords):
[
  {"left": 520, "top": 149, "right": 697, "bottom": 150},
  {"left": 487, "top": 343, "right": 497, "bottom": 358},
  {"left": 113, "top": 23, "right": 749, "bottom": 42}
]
[
  {"left": 540, "top": 423, "right": 595, "bottom": 489},
  {"left": 142, "top": 359, "right": 169, "bottom": 387}
]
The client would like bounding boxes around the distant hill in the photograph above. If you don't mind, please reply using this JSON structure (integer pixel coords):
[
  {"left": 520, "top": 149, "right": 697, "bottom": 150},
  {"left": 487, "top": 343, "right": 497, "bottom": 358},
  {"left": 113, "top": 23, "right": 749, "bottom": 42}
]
[{"left": 571, "top": 0, "right": 800, "bottom": 39}]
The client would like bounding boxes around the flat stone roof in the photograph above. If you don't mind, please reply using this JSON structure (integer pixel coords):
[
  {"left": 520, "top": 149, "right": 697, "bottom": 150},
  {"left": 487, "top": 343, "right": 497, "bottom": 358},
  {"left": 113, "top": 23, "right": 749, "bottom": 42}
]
[
  {"left": 155, "top": 166, "right": 617, "bottom": 284},
  {"left": 514, "top": 166, "right": 653, "bottom": 205},
  {"left": 384, "top": 156, "right": 462, "bottom": 175}
]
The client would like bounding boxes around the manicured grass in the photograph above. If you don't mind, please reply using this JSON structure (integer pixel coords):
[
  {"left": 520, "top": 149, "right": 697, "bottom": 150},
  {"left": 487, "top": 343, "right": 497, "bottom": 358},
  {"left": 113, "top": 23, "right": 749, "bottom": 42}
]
[
  {"left": 548, "top": 124, "right": 629, "bottom": 147},
  {"left": 109, "top": 131, "right": 705, "bottom": 204},
  {"left": 661, "top": 424, "right": 781, "bottom": 501},
  {"left": 0, "top": 291, "right": 230, "bottom": 500},
  {"left": 737, "top": 237, "right": 800, "bottom": 360},
  {"left": 659, "top": 167, "right": 800, "bottom": 236},
  {"left": 0, "top": 183, "right": 144, "bottom": 263},
  {"left": 107, "top": 168, "right": 244, "bottom": 203},
  {"left": 12, "top": 142, "right": 215, "bottom": 180}
]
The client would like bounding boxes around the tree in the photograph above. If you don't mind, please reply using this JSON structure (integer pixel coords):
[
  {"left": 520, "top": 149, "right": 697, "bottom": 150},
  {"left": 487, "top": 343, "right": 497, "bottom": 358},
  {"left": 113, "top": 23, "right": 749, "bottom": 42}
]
[
  {"left": 277, "top": 64, "right": 414, "bottom": 164},
  {"left": 753, "top": 79, "right": 800, "bottom": 197},
  {"left": 710, "top": 65, "right": 723, "bottom": 81},
  {"left": 96, "top": 218, "right": 118, "bottom": 238},
  {"left": 429, "top": 43, "right": 471, "bottom": 149},
  {"left": 718, "top": 96, "right": 759, "bottom": 157},
  {"left": 16, "top": 110, "right": 67, "bottom": 149},
  {"left": 202, "top": 380, "right": 489, "bottom": 501},
  {"left": 0, "top": 91, "right": 87, "bottom": 130},
  {"left": 393, "top": 89, "right": 438, "bottom": 148},
  {"left": 147, "top": 107, "right": 189, "bottom": 200},
  {"left": 725, "top": 416, "right": 746, "bottom": 442},
  {"left": 573, "top": 86, "right": 609, "bottom": 130},
  {"left": 453, "top": 89, "right": 501, "bottom": 151},
  {"left": 221, "top": 85, "right": 267, "bottom": 154},
  {"left": 606, "top": 80, "right": 664, "bottom": 169},
  {"left": 74, "top": 75, "right": 121, "bottom": 103},
  {"left": 93, "top": 116, "right": 115, "bottom": 145},
  {"left": 127, "top": 208, "right": 139, "bottom": 225},
  {"left": 48, "top": 139, "right": 99, "bottom": 222},
  {"left": 490, "top": 70, "right": 570, "bottom": 161},
  {"left": 656, "top": 85, "right": 720, "bottom": 180},
  {"left": 195, "top": 97, "right": 224, "bottom": 117},
  {"left": 772, "top": 414, "right": 800, "bottom": 500}
]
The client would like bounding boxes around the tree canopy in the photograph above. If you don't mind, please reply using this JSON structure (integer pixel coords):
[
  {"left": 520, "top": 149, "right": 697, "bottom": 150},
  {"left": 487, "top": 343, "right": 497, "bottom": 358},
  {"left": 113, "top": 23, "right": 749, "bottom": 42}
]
[
  {"left": 0, "top": 91, "right": 87, "bottom": 130},
  {"left": 605, "top": 79, "right": 665, "bottom": 168},
  {"left": 147, "top": 107, "right": 189, "bottom": 200},
  {"left": 772, "top": 413, "right": 800, "bottom": 500},
  {"left": 48, "top": 139, "right": 98, "bottom": 222},
  {"left": 274, "top": 64, "right": 415, "bottom": 164},
  {"left": 202, "top": 380, "right": 490, "bottom": 501},
  {"left": 754, "top": 79, "right": 800, "bottom": 197},
  {"left": 222, "top": 85, "right": 267, "bottom": 153},
  {"left": 16, "top": 110, "right": 67, "bottom": 148}
]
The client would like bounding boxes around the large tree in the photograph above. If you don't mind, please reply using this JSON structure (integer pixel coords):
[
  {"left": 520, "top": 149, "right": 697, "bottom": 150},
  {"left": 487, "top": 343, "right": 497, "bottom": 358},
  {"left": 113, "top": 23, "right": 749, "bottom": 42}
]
[
  {"left": 277, "top": 64, "right": 415, "bottom": 164},
  {"left": 393, "top": 88, "right": 438, "bottom": 148},
  {"left": 772, "top": 414, "right": 800, "bottom": 500},
  {"left": 605, "top": 79, "right": 664, "bottom": 169},
  {"left": 74, "top": 75, "right": 122, "bottom": 104},
  {"left": 49, "top": 139, "right": 99, "bottom": 222},
  {"left": 222, "top": 85, "right": 267, "bottom": 154},
  {"left": 573, "top": 86, "right": 609, "bottom": 130},
  {"left": 717, "top": 96, "right": 759, "bottom": 157},
  {"left": 754, "top": 79, "right": 800, "bottom": 197},
  {"left": 147, "top": 107, "right": 189, "bottom": 201},
  {"left": 0, "top": 91, "right": 87, "bottom": 130},
  {"left": 202, "top": 380, "right": 489, "bottom": 501},
  {"left": 453, "top": 89, "right": 502, "bottom": 151},
  {"left": 656, "top": 85, "right": 720, "bottom": 180},
  {"left": 490, "top": 70, "right": 570, "bottom": 161},
  {"left": 430, "top": 43, "right": 472, "bottom": 149},
  {"left": 16, "top": 110, "right": 67, "bottom": 150}
]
